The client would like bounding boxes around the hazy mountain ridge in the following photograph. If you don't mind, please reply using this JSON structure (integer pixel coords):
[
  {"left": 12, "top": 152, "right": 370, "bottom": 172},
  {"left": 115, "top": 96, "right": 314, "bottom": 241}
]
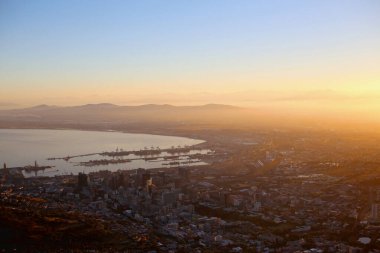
[
  {"left": 0, "top": 103, "right": 244, "bottom": 127},
  {"left": 0, "top": 103, "right": 239, "bottom": 114},
  {"left": 0, "top": 103, "right": 378, "bottom": 134}
]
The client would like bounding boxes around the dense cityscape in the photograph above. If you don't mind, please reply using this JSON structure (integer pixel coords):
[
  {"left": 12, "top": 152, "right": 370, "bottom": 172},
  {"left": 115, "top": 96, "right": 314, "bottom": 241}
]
[
  {"left": 1, "top": 129, "right": 380, "bottom": 252},
  {"left": 1, "top": 1, "right": 380, "bottom": 252}
]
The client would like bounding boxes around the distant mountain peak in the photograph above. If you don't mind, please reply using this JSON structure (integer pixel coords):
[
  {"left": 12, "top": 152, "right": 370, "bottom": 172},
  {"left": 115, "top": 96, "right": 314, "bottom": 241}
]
[
  {"left": 28, "top": 104, "right": 58, "bottom": 110},
  {"left": 202, "top": 103, "right": 238, "bottom": 109},
  {"left": 136, "top": 104, "right": 174, "bottom": 108},
  {"left": 81, "top": 103, "right": 117, "bottom": 108},
  {"left": 32, "top": 104, "right": 50, "bottom": 108},
  {"left": 7, "top": 103, "right": 240, "bottom": 113}
]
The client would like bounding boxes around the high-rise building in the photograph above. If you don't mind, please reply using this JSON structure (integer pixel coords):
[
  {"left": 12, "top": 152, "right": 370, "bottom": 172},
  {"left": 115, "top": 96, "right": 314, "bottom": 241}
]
[
  {"left": 1, "top": 163, "right": 9, "bottom": 184},
  {"left": 78, "top": 172, "right": 88, "bottom": 189},
  {"left": 141, "top": 171, "right": 151, "bottom": 187},
  {"left": 370, "top": 187, "right": 380, "bottom": 222},
  {"left": 162, "top": 191, "right": 177, "bottom": 206},
  {"left": 371, "top": 203, "right": 379, "bottom": 221},
  {"left": 178, "top": 167, "right": 190, "bottom": 180}
]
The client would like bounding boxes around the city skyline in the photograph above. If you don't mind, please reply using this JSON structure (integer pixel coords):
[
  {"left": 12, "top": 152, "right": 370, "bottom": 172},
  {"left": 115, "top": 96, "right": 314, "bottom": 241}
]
[{"left": 2, "top": 2, "right": 380, "bottom": 251}]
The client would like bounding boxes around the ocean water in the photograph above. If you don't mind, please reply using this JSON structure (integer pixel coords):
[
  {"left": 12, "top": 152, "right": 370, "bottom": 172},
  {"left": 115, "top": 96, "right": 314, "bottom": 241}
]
[{"left": 0, "top": 129, "right": 206, "bottom": 177}]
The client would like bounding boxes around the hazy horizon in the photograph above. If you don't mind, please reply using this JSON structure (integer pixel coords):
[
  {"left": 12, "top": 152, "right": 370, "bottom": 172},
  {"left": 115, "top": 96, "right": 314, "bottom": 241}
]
[
  {"left": 2, "top": 2, "right": 380, "bottom": 250},
  {"left": 1, "top": 0, "right": 379, "bottom": 123}
]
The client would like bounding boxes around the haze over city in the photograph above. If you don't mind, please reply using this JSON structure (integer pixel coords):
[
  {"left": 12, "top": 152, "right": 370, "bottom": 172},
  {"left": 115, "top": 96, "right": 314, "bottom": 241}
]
[
  {"left": 2, "top": 1, "right": 380, "bottom": 252},
  {"left": 1, "top": 0, "right": 379, "bottom": 123}
]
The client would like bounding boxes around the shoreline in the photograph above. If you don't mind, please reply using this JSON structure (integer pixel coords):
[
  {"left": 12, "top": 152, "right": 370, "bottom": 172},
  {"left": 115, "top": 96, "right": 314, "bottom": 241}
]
[
  {"left": 0, "top": 127, "right": 211, "bottom": 178},
  {"left": 0, "top": 127, "right": 207, "bottom": 146}
]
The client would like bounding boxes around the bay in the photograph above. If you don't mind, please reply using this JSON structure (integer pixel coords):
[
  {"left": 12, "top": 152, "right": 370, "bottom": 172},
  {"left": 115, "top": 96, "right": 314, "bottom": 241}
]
[{"left": 0, "top": 129, "right": 206, "bottom": 177}]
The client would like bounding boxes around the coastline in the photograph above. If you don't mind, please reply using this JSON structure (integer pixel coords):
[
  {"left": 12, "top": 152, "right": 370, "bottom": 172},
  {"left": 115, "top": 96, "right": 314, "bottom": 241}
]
[
  {"left": 0, "top": 126, "right": 207, "bottom": 145},
  {"left": 0, "top": 128, "right": 211, "bottom": 177}
]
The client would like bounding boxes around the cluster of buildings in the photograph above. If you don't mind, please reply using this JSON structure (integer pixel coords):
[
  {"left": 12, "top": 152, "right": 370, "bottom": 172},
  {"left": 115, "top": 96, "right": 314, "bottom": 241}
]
[{"left": 1, "top": 131, "right": 380, "bottom": 252}]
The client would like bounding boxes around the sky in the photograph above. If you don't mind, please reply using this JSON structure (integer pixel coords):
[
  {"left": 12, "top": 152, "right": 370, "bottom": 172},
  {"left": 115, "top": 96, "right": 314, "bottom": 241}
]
[{"left": 0, "top": 0, "right": 379, "bottom": 117}]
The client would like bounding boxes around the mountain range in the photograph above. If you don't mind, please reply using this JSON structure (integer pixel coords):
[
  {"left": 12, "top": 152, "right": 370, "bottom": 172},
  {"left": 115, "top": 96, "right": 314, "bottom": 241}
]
[{"left": 0, "top": 103, "right": 248, "bottom": 132}]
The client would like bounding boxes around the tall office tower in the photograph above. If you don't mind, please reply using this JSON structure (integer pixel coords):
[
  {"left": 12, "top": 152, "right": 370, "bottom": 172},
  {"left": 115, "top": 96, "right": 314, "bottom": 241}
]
[{"left": 370, "top": 188, "right": 380, "bottom": 222}]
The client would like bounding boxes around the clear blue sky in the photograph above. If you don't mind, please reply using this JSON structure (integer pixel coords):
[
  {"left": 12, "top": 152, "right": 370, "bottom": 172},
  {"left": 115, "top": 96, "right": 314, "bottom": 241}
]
[{"left": 0, "top": 0, "right": 379, "bottom": 110}]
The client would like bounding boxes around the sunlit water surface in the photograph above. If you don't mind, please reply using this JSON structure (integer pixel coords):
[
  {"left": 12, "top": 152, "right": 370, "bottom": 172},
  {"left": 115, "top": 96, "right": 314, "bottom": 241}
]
[{"left": 0, "top": 129, "right": 207, "bottom": 177}]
